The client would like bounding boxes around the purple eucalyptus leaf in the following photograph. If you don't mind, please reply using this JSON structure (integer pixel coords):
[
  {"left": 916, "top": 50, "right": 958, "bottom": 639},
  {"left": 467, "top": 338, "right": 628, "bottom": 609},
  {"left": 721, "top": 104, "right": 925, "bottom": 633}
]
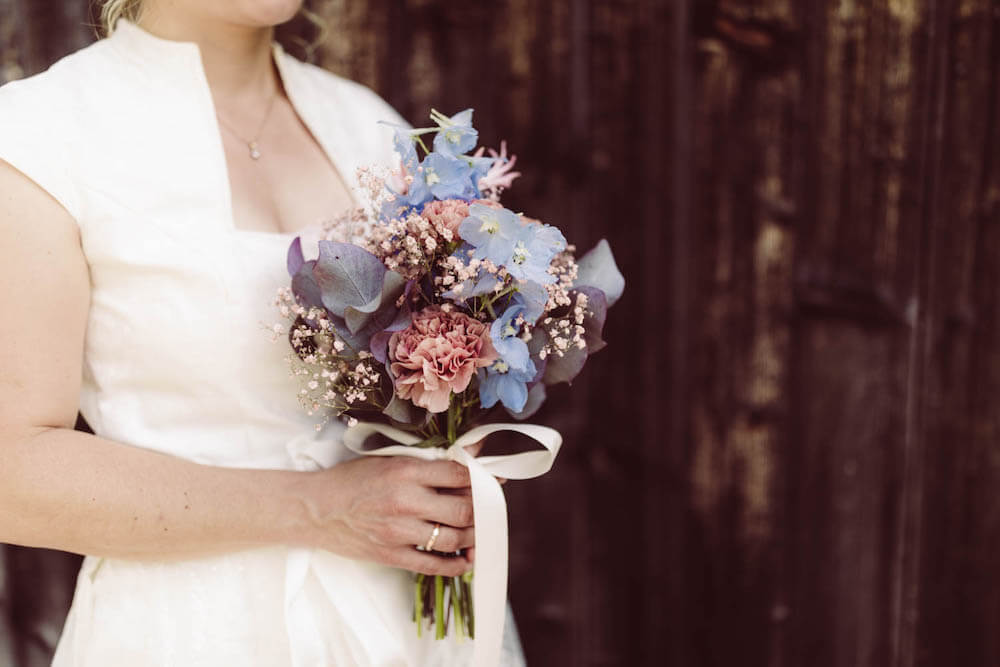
[
  {"left": 362, "top": 297, "right": 404, "bottom": 340},
  {"left": 287, "top": 236, "right": 305, "bottom": 277},
  {"left": 526, "top": 328, "right": 550, "bottom": 381},
  {"left": 334, "top": 291, "right": 409, "bottom": 355},
  {"left": 383, "top": 392, "right": 417, "bottom": 424},
  {"left": 370, "top": 331, "right": 394, "bottom": 366},
  {"left": 505, "top": 382, "right": 547, "bottom": 421},
  {"left": 542, "top": 342, "right": 588, "bottom": 385},
  {"left": 370, "top": 301, "right": 412, "bottom": 365},
  {"left": 326, "top": 314, "right": 369, "bottom": 352},
  {"left": 291, "top": 260, "right": 322, "bottom": 309},
  {"left": 344, "top": 271, "right": 407, "bottom": 334},
  {"left": 527, "top": 325, "right": 547, "bottom": 357},
  {"left": 313, "top": 241, "right": 387, "bottom": 319},
  {"left": 574, "top": 239, "right": 625, "bottom": 307},
  {"left": 572, "top": 286, "right": 609, "bottom": 354},
  {"left": 530, "top": 357, "right": 547, "bottom": 384}
]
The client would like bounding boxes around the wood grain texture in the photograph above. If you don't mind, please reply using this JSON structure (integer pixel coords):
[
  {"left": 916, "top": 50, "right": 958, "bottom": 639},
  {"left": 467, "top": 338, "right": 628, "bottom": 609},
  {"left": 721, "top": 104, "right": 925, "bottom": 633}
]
[{"left": 1, "top": 0, "right": 997, "bottom": 665}]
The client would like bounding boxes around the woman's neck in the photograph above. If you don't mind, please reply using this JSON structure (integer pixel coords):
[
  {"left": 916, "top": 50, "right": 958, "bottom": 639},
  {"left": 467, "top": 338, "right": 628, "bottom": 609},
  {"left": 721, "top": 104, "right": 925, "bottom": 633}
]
[{"left": 136, "top": 7, "right": 278, "bottom": 104}]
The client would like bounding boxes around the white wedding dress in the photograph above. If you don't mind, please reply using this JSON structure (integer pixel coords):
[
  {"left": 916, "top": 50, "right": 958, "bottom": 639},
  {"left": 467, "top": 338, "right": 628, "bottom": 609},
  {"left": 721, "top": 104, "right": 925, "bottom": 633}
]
[{"left": 0, "top": 19, "right": 524, "bottom": 666}]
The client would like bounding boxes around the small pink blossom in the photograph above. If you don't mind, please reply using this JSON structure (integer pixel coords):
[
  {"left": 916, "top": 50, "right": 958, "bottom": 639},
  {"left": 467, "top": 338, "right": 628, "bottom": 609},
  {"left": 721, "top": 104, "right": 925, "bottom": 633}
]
[
  {"left": 388, "top": 306, "right": 498, "bottom": 413},
  {"left": 477, "top": 141, "right": 522, "bottom": 199}
]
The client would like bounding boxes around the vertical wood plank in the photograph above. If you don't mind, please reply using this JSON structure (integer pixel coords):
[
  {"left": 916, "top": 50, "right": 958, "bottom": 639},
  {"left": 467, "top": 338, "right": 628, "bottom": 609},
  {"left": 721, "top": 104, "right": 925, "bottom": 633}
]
[
  {"left": 648, "top": 0, "right": 686, "bottom": 663},
  {"left": 912, "top": 1, "right": 1000, "bottom": 665}
]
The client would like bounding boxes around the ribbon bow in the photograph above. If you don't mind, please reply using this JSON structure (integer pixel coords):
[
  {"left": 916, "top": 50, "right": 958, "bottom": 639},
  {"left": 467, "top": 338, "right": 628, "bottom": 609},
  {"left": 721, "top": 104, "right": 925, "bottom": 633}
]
[{"left": 342, "top": 421, "right": 562, "bottom": 667}]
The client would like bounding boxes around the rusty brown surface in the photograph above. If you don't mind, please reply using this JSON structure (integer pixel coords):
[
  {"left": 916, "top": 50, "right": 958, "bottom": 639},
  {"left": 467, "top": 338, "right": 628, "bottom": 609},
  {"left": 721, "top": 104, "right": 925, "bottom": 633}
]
[{"left": 1, "top": 0, "right": 999, "bottom": 665}]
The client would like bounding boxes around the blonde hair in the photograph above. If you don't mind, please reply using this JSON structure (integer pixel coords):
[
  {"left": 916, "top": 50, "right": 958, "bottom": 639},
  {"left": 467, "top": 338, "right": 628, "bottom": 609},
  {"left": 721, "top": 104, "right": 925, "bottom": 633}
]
[
  {"left": 100, "top": 0, "right": 143, "bottom": 36},
  {"left": 97, "top": 1, "right": 326, "bottom": 62}
]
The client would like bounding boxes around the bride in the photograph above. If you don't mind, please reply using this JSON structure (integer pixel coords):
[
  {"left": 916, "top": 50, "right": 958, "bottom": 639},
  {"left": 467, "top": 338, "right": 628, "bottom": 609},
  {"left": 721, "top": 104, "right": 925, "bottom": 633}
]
[{"left": 0, "top": 1, "right": 523, "bottom": 664}]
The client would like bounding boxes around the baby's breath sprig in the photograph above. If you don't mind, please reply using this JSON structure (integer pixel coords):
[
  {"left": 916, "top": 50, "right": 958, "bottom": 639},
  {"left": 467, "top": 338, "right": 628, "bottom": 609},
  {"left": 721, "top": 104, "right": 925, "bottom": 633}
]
[
  {"left": 538, "top": 290, "right": 590, "bottom": 361},
  {"left": 272, "top": 287, "right": 390, "bottom": 430}
]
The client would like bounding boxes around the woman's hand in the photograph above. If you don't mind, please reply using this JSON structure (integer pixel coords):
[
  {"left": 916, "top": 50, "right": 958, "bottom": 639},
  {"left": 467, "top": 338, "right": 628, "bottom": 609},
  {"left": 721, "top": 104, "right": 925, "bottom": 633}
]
[{"left": 303, "top": 446, "right": 481, "bottom": 577}]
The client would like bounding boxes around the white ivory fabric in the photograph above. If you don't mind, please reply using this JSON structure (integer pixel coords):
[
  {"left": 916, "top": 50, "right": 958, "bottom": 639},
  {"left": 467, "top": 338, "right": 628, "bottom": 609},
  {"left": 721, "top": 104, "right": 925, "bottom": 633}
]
[{"left": 0, "top": 19, "right": 526, "bottom": 666}]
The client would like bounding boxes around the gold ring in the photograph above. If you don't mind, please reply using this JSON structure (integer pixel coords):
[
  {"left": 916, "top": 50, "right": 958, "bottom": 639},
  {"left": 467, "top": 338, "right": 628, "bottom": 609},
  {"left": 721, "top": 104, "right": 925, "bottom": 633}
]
[{"left": 424, "top": 523, "right": 441, "bottom": 552}]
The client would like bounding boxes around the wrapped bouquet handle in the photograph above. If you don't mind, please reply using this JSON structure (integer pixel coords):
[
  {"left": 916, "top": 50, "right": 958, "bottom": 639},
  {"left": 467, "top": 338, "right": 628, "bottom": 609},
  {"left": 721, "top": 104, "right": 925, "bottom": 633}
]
[{"left": 343, "top": 421, "right": 563, "bottom": 667}]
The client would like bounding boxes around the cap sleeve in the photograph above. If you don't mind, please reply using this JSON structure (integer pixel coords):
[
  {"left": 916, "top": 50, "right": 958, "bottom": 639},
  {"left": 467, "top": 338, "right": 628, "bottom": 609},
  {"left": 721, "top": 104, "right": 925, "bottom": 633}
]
[{"left": 0, "top": 77, "right": 82, "bottom": 222}]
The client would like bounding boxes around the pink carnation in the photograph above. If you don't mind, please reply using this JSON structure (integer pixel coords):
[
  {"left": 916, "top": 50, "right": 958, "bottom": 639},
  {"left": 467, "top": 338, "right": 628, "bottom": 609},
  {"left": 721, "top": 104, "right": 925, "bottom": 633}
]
[
  {"left": 421, "top": 198, "right": 503, "bottom": 238},
  {"left": 421, "top": 199, "right": 470, "bottom": 237},
  {"left": 388, "top": 306, "right": 498, "bottom": 413}
]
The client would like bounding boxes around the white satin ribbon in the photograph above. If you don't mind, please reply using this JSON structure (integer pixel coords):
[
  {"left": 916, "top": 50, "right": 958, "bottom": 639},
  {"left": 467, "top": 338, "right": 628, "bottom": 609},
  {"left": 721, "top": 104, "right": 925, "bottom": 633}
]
[{"left": 342, "top": 421, "right": 562, "bottom": 667}]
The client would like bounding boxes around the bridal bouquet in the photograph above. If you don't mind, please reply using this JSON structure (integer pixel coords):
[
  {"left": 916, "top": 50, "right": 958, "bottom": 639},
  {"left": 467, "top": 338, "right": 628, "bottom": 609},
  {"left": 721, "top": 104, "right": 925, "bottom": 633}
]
[{"left": 275, "top": 109, "right": 623, "bottom": 650}]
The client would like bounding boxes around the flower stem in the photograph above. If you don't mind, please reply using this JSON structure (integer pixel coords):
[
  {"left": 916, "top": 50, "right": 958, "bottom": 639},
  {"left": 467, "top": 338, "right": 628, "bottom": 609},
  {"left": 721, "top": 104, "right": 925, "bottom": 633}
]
[
  {"left": 414, "top": 135, "right": 432, "bottom": 157},
  {"left": 482, "top": 284, "right": 518, "bottom": 309},
  {"left": 462, "top": 573, "right": 475, "bottom": 638},
  {"left": 447, "top": 401, "right": 459, "bottom": 444},
  {"left": 435, "top": 575, "right": 445, "bottom": 639},
  {"left": 450, "top": 576, "right": 465, "bottom": 640},
  {"left": 415, "top": 574, "right": 424, "bottom": 638}
]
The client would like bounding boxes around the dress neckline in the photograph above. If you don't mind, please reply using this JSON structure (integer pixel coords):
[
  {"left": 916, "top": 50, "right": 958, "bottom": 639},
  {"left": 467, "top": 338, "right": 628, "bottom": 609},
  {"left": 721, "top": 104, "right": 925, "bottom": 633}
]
[{"left": 107, "top": 18, "right": 358, "bottom": 240}]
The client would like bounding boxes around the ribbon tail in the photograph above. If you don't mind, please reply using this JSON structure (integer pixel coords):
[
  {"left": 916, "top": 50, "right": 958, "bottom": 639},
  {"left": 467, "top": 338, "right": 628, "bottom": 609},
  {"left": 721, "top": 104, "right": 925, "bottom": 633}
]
[{"left": 463, "top": 453, "right": 509, "bottom": 667}]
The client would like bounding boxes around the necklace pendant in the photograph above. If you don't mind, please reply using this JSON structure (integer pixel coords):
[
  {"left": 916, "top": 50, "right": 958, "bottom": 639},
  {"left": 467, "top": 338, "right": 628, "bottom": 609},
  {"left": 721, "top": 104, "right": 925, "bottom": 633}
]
[{"left": 248, "top": 141, "right": 261, "bottom": 160}]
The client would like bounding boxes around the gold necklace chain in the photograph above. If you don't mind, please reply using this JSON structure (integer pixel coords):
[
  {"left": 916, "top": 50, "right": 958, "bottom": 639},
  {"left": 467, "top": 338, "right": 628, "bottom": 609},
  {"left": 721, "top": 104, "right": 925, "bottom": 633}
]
[{"left": 216, "top": 89, "right": 279, "bottom": 161}]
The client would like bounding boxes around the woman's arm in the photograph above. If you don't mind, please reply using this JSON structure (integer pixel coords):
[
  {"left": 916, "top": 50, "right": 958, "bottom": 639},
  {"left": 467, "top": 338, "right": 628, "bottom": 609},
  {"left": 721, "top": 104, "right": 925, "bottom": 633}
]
[{"left": 0, "top": 161, "right": 474, "bottom": 575}]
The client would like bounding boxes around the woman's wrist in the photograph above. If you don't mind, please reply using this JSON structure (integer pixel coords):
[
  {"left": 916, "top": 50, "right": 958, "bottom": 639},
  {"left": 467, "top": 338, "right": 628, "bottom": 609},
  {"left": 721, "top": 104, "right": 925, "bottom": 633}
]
[{"left": 261, "top": 466, "right": 344, "bottom": 550}]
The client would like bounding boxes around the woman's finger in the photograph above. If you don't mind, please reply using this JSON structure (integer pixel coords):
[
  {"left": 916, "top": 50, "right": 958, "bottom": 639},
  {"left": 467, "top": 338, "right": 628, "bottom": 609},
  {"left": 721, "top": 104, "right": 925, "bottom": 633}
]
[
  {"left": 402, "top": 439, "right": 493, "bottom": 491},
  {"left": 406, "top": 520, "right": 475, "bottom": 553},
  {"left": 410, "top": 460, "right": 471, "bottom": 489},
  {"left": 415, "top": 489, "right": 475, "bottom": 528},
  {"left": 436, "top": 474, "right": 508, "bottom": 498},
  {"left": 388, "top": 547, "right": 472, "bottom": 577}
]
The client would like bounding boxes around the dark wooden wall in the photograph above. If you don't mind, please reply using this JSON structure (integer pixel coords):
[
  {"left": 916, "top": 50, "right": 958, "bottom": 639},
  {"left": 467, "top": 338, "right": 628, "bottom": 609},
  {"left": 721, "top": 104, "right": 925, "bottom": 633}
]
[{"left": 2, "top": 0, "right": 998, "bottom": 665}]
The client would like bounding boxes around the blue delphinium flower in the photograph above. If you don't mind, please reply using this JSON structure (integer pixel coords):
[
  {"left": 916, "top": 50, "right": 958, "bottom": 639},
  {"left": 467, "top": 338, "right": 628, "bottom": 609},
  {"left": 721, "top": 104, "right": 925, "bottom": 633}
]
[
  {"left": 511, "top": 280, "right": 549, "bottom": 324},
  {"left": 458, "top": 204, "right": 524, "bottom": 265},
  {"left": 478, "top": 358, "right": 537, "bottom": 413},
  {"left": 431, "top": 108, "right": 479, "bottom": 157},
  {"left": 397, "top": 180, "right": 433, "bottom": 208},
  {"left": 465, "top": 154, "right": 495, "bottom": 196},
  {"left": 506, "top": 223, "right": 567, "bottom": 284},
  {"left": 393, "top": 127, "right": 419, "bottom": 169},
  {"left": 418, "top": 153, "right": 477, "bottom": 200},
  {"left": 441, "top": 270, "right": 500, "bottom": 302},
  {"left": 380, "top": 194, "right": 408, "bottom": 221},
  {"left": 389, "top": 128, "right": 432, "bottom": 208},
  {"left": 490, "top": 305, "right": 531, "bottom": 372}
]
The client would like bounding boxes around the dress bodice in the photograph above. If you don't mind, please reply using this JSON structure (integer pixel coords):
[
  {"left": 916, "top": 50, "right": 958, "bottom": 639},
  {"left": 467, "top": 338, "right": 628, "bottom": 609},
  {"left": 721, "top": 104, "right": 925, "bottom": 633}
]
[{"left": 0, "top": 19, "right": 404, "bottom": 470}]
